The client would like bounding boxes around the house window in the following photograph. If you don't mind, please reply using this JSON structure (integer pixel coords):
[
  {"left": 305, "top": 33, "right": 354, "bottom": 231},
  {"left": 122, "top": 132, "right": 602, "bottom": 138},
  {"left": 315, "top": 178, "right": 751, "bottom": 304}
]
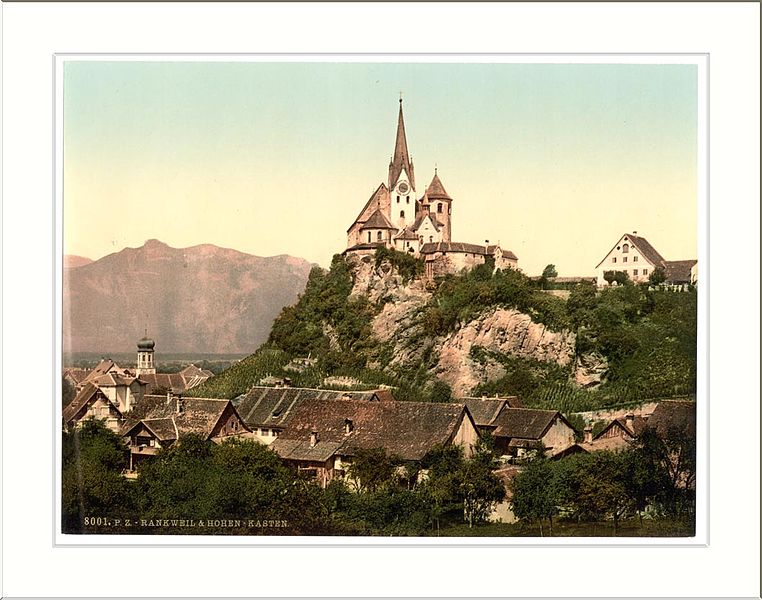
[
  {"left": 633, "top": 269, "right": 638, "bottom": 276},
  {"left": 633, "top": 256, "right": 638, "bottom": 262},
  {"left": 367, "top": 232, "right": 371, "bottom": 243},
  {"left": 396, "top": 195, "right": 400, "bottom": 203},
  {"left": 429, "top": 236, "right": 433, "bottom": 242},
  {"left": 612, "top": 257, "right": 617, "bottom": 263},
  {"left": 622, "top": 244, "right": 629, "bottom": 253},
  {"left": 643, "top": 268, "right": 648, "bottom": 275},
  {"left": 623, "top": 256, "right": 628, "bottom": 263},
  {"left": 437, "top": 203, "right": 443, "bottom": 213},
  {"left": 273, "top": 430, "right": 280, "bottom": 437},
  {"left": 261, "top": 428, "right": 269, "bottom": 437},
  {"left": 400, "top": 211, "right": 405, "bottom": 218},
  {"left": 377, "top": 231, "right": 383, "bottom": 241},
  {"left": 406, "top": 196, "right": 410, "bottom": 203}
]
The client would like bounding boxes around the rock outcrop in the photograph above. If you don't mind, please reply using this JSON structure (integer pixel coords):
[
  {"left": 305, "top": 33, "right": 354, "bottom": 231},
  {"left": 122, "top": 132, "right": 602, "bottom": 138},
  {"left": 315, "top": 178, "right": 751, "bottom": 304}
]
[{"left": 347, "top": 255, "right": 591, "bottom": 397}]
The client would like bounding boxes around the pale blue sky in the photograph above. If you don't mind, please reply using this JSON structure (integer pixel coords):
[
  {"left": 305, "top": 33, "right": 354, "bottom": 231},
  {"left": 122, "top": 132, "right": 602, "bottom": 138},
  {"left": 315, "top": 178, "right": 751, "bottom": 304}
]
[{"left": 64, "top": 61, "right": 697, "bottom": 275}]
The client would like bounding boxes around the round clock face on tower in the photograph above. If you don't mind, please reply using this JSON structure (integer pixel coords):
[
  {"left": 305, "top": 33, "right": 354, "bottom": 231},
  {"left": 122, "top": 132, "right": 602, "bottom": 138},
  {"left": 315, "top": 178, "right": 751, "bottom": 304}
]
[{"left": 397, "top": 182, "right": 409, "bottom": 194}]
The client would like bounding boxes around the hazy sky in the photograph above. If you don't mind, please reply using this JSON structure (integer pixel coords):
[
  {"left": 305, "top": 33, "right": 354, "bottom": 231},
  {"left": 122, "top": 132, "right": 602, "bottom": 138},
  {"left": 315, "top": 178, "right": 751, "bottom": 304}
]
[{"left": 64, "top": 61, "right": 697, "bottom": 275}]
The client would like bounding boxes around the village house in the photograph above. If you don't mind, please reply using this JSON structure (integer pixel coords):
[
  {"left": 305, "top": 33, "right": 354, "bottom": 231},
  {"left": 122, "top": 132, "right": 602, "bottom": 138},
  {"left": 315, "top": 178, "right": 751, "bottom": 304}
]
[
  {"left": 344, "top": 99, "right": 518, "bottom": 275},
  {"left": 595, "top": 231, "right": 697, "bottom": 287},
  {"left": 268, "top": 397, "right": 479, "bottom": 488},
  {"left": 490, "top": 407, "right": 577, "bottom": 459},
  {"left": 62, "top": 382, "right": 125, "bottom": 433},
  {"left": 120, "top": 392, "right": 251, "bottom": 471},
  {"left": 234, "top": 385, "right": 395, "bottom": 445}
]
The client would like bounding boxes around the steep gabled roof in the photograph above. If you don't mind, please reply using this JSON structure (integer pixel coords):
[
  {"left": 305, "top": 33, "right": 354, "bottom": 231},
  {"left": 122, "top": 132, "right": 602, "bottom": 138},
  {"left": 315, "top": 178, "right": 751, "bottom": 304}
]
[
  {"left": 347, "top": 183, "right": 390, "bottom": 233},
  {"left": 595, "top": 233, "right": 667, "bottom": 269},
  {"left": 491, "top": 408, "right": 566, "bottom": 440},
  {"left": 360, "top": 208, "right": 397, "bottom": 230},
  {"left": 426, "top": 172, "right": 452, "bottom": 200},
  {"left": 462, "top": 398, "right": 510, "bottom": 427},
  {"left": 272, "top": 398, "right": 471, "bottom": 462},
  {"left": 63, "top": 382, "right": 108, "bottom": 424},
  {"left": 388, "top": 100, "right": 415, "bottom": 190},
  {"left": 394, "top": 227, "right": 419, "bottom": 241},
  {"left": 411, "top": 212, "right": 441, "bottom": 233}
]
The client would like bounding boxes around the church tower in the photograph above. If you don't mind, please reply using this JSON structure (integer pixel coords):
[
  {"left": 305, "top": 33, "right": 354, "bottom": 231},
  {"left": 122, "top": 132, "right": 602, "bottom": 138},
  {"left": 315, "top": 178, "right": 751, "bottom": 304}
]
[
  {"left": 136, "top": 333, "right": 156, "bottom": 375},
  {"left": 426, "top": 169, "right": 453, "bottom": 242},
  {"left": 387, "top": 98, "right": 417, "bottom": 231}
]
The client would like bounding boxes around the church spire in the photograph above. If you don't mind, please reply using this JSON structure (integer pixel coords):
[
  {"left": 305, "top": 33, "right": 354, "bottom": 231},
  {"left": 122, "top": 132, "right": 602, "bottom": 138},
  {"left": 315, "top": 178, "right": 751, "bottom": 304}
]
[{"left": 388, "top": 98, "right": 415, "bottom": 190}]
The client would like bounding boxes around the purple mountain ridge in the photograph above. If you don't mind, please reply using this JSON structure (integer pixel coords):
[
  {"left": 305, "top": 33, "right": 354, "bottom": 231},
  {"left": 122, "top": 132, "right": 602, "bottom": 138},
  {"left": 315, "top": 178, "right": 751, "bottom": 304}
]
[{"left": 63, "top": 239, "right": 314, "bottom": 354}]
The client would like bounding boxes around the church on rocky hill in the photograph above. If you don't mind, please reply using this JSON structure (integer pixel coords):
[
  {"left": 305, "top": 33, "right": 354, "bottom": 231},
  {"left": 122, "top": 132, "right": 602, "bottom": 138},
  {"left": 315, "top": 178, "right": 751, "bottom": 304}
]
[{"left": 345, "top": 99, "right": 518, "bottom": 278}]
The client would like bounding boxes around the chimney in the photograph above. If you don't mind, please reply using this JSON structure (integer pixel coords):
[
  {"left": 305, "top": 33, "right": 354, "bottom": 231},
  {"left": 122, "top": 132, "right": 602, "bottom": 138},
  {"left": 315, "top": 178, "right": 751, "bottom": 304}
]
[
  {"left": 583, "top": 426, "right": 593, "bottom": 444},
  {"left": 633, "top": 231, "right": 638, "bottom": 235},
  {"left": 344, "top": 418, "right": 353, "bottom": 435},
  {"left": 309, "top": 429, "right": 319, "bottom": 448}
]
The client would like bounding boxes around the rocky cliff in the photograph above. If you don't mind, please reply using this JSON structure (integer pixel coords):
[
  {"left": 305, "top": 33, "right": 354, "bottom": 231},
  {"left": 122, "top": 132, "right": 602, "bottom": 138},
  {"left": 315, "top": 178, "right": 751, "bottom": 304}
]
[{"left": 346, "top": 253, "right": 595, "bottom": 397}]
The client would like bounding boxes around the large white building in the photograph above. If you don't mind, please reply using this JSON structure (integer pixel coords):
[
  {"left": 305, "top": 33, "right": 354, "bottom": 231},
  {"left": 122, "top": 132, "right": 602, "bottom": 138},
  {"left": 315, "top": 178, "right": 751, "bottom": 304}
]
[{"left": 595, "top": 232, "right": 697, "bottom": 287}]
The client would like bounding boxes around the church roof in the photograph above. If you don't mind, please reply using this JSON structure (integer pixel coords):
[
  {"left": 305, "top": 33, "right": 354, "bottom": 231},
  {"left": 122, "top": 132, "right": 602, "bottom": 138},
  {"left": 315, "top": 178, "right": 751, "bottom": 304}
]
[
  {"left": 420, "top": 241, "right": 491, "bottom": 255},
  {"left": 426, "top": 172, "right": 452, "bottom": 200},
  {"left": 411, "top": 212, "right": 442, "bottom": 232},
  {"left": 394, "top": 228, "right": 419, "bottom": 241},
  {"left": 347, "top": 183, "right": 389, "bottom": 233},
  {"left": 388, "top": 100, "right": 415, "bottom": 190},
  {"left": 360, "top": 208, "right": 396, "bottom": 230}
]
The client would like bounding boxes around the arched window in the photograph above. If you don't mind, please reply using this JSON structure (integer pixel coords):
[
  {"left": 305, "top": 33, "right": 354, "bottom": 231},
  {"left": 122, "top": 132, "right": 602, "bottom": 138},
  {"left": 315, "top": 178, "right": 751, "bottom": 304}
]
[
  {"left": 438, "top": 203, "right": 443, "bottom": 213},
  {"left": 429, "top": 236, "right": 433, "bottom": 242},
  {"left": 400, "top": 210, "right": 405, "bottom": 218},
  {"left": 406, "top": 196, "right": 410, "bottom": 203},
  {"left": 396, "top": 195, "right": 400, "bottom": 203},
  {"left": 367, "top": 232, "right": 371, "bottom": 243},
  {"left": 377, "top": 231, "right": 382, "bottom": 241},
  {"left": 622, "top": 244, "right": 629, "bottom": 253}
]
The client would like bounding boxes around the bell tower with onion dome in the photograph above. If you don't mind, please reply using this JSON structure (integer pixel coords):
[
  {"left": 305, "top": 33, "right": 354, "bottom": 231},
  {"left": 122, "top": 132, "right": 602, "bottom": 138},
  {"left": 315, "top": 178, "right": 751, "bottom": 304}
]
[
  {"left": 135, "top": 331, "right": 156, "bottom": 375},
  {"left": 387, "top": 97, "right": 416, "bottom": 230}
]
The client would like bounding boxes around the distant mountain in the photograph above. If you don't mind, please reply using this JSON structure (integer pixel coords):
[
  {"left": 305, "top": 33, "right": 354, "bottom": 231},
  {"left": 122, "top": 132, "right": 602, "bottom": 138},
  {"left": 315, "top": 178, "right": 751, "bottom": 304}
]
[
  {"left": 63, "top": 239, "right": 315, "bottom": 354},
  {"left": 64, "top": 255, "right": 94, "bottom": 268}
]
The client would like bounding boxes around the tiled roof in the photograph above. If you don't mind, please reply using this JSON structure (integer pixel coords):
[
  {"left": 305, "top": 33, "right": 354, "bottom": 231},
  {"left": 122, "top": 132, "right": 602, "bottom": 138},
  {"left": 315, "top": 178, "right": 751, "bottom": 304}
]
[
  {"left": 121, "top": 395, "right": 235, "bottom": 441},
  {"left": 593, "top": 416, "right": 647, "bottom": 440},
  {"left": 63, "top": 368, "right": 90, "bottom": 385},
  {"left": 411, "top": 212, "right": 441, "bottom": 233},
  {"left": 273, "top": 398, "right": 470, "bottom": 462},
  {"left": 344, "top": 242, "right": 386, "bottom": 253},
  {"left": 491, "top": 408, "right": 562, "bottom": 440},
  {"left": 628, "top": 234, "right": 667, "bottom": 268},
  {"left": 394, "top": 227, "right": 419, "bottom": 241},
  {"left": 360, "top": 208, "right": 396, "bottom": 230},
  {"left": 180, "top": 364, "right": 214, "bottom": 378},
  {"left": 426, "top": 172, "right": 452, "bottom": 200},
  {"left": 235, "top": 386, "right": 386, "bottom": 429},
  {"left": 270, "top": 438, "right": 345, "bottom": 463},
  {"left": 663, "top": 260, "right": 697, "bottom": 283},
  {"left": 501, "top": 250, "right": 518, "bottom": 260},
  {"left": 62, "top": 382, "right": 108, "bottom": 424},
  {"left": 646, "top": 400, "right": 696, "bottom": 440},
  {"left": 138, "top": 372, "right": 208, "bottom": 394},
  {"left": 347, "top": 183, "right": 389, "bottom": 233},
  {"left": 420, "top": 241, "right": 492, "bottom": 255},
  {"left": 462, "top": 397, "right": 511, "bottom": 427}
]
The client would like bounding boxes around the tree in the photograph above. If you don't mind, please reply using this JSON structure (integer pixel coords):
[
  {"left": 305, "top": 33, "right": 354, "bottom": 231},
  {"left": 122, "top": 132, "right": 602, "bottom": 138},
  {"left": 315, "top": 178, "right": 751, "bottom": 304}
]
[
  {"left": 510, "top": 458, "right": 561, "bottom": 536},
  {"left": 542, "top": 264, "right": 558, "bottom": 279},
  {"left": 613, "top": 270, "right": 630, "bottom": 286},
  {"left": 428, "top": 379, "right": 453, "bottom": 403},
  {"left": 346, "top": 447, "right": 402, "bottom": 492},
  {"left": 603, "top": 270, "right": 616, "bottom": 286},
  {"left": 649, "top": 267, "right": 667, "bottom": 286},
  {"left": 61, "top": 419, "right": 134, "bottom": 532}
]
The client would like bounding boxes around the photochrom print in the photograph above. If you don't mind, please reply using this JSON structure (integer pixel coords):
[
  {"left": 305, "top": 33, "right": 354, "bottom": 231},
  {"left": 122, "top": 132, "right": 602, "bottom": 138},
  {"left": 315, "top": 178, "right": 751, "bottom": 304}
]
[{"left": 58, "top": 57, "right": 702, "bottom": 541}]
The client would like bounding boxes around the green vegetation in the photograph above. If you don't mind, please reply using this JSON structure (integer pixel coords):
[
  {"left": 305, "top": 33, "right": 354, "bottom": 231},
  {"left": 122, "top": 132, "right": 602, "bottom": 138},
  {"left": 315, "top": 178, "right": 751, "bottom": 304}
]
[
  {"left": 511, "top": 428, "right": 695, "bottom": 536},
  {"left": 374, "top": 246, "right": 424, "bottom": 282},
  {"left": 421, "top": 262, "right": 571, "bottom": 336},
  {"left": 193, "top": 250, "right": 696, "bottom": 415}
]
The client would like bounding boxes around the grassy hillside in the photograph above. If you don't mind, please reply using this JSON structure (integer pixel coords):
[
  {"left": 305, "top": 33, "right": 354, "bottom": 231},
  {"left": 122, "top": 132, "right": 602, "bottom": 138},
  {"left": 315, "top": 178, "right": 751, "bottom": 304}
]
[{"left": 190, "top": 250, "right": 697, "bottom": 411}]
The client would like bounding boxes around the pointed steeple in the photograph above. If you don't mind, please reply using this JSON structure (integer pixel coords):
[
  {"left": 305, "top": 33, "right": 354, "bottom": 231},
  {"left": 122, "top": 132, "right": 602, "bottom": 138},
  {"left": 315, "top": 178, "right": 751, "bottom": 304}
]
[{"left": 388, "top": 98, "right": 415, "bottom": 190}]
